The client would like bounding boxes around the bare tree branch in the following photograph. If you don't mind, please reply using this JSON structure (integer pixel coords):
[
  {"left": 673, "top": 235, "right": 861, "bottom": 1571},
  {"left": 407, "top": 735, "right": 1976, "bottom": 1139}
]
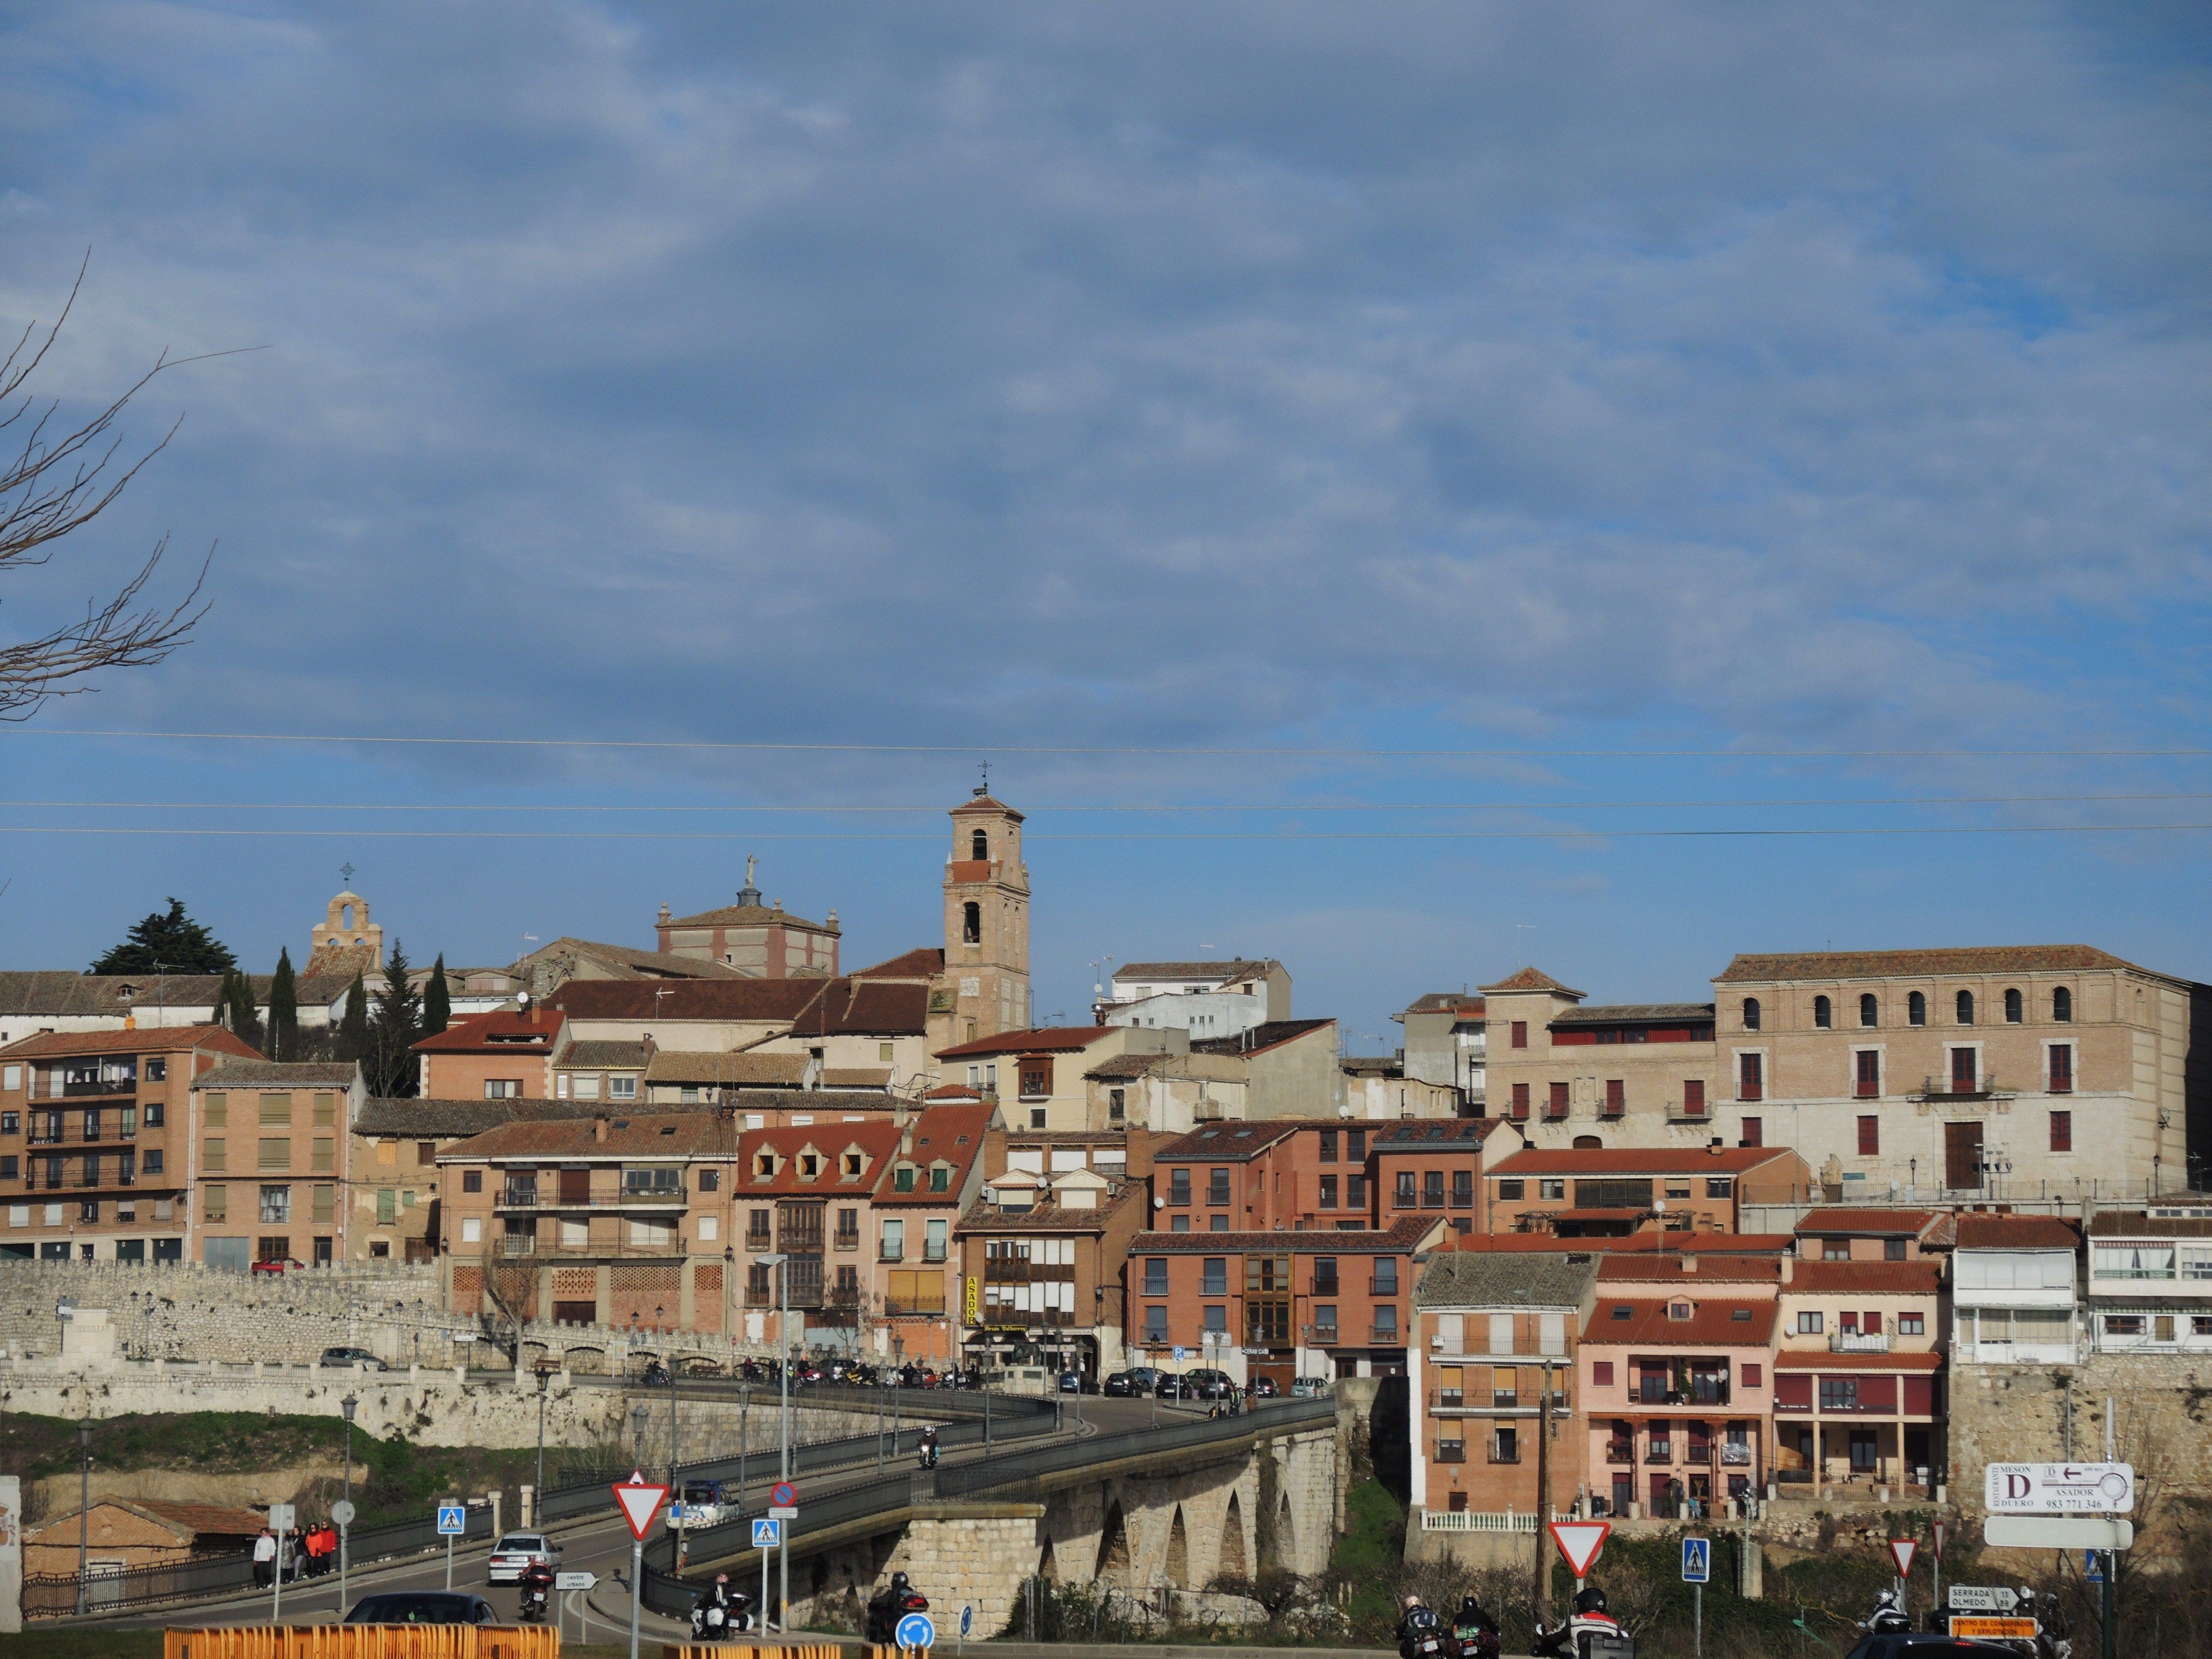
[{"left": 0, "top": 253, "right": 232, "bottom": 718}]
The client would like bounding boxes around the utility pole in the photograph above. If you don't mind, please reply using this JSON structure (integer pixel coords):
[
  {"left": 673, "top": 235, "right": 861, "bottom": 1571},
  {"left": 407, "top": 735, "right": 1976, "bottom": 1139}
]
[
  {"left": 340, "top": 1392, "right": 358, "bottom": 1614},
  {"left": 75, "top": 1422, "right": 91, "bottom": 1617},
  {"left": 2102, "top": 1399, "right": 2116, "bottom": 1659},
  {"left": 1535, "top": 1358, "right": 1554, "bottom": 1625}
]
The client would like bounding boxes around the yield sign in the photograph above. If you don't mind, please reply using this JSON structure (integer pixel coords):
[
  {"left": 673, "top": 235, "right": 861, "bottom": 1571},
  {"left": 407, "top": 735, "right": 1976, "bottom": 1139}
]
[
  {"left": 1932, "top": 1521, "right": 1945, "bottom": 1562},
  {"left": 1548, "top": 1520, "right": 1610, "bottom": 1580},
  {"left": 613, "top": 1475, "right": 670, "bottom": 1541},
  {"left": 1888, "top": 1538, "right": 1917, "bottom": 1578}
]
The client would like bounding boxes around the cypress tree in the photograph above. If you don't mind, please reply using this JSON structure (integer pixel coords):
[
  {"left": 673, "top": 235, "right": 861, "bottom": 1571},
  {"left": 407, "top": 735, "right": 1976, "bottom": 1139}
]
[
  {"left": 267, "top": 948, "right": 299, "bottom": 1061},
  {"left": 338, "top": 974, "right": 369, "bottom": 1064},
  {"left": 422, "top": 954, "right": 452, "bottom": 1038},
  {"left": 366, "top": 941, "right": 422, "bottom": 1098},
  {"left": 226, "top": 969, "right": 263, "bottom": 1051}
]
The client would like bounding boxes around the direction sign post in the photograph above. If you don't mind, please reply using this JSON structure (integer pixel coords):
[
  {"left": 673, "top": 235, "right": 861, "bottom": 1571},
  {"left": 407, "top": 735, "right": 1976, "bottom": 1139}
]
[
  {"left": 267, "top": 1501, "right": 295, "bottom": 1625},
  {"left": 613, "top": 1474, "right": 670, "bottom": 1659},
  {"left": 1548, "top": 1520, "right": 1610, "bottom": 1597},
  {"left": 436, "top": 1503, "right": 466, "bottom": 1592},
  {"left": 554, "top": 1569, "right": 597, "bottom": 1645},
  {"left": 1983, "top": 1462, "right": 2135, "bottom": 1514},
  {"left": 1983, "top": 1515, "right": 2133, "bottom": 1551},
  {"left": 330, "top": 1498, "right": 356, "bottom": 1614},
  {"left": 1681, "top": 1537, "right": 1709, "bottom": 1658}
]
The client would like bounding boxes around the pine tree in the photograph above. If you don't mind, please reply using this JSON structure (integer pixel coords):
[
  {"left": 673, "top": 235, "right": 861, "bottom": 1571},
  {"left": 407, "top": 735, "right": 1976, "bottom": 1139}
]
[
  {"left": 267, "top": 948, "right": 299, "bottom": 1061},
  {"left": 225, "top": 968, "right": 263, "bottom": 1052},
  {"left": 365, "top": 941, "right": 422, "bottom": 1098},
  {"left": 422, "top": 954, "right": 452, "bottom": 1038},
  {"left": 337, "top": 974, "right": 369, "bottom": 1063},
  {"left": 89, "top": 898, "right": 236, "bottom": 975}
]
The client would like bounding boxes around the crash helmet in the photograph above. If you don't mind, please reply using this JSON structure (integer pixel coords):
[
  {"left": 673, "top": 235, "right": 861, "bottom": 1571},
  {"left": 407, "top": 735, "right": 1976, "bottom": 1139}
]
[
  {"left": 1404, "top": 1595, "right": 1425, "bottom": 1611},
  {"left": 1873, "top": 1590, "right": 1898, "bottom": 1610},
  {"left": 716, "top": 1573, "right": 730, "bottom": 1585},
  {"left": 1574, "top": 1587, "right": 1608, "bottom": 1616},
  {"left": 891, "top": 1572, "right": 911, "bottom": 1592}
]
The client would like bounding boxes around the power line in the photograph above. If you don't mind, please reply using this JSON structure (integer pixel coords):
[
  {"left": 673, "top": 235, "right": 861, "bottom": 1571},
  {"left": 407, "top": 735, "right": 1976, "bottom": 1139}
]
[
  {"left": 6, "top": 727, "right": 2209, "bottom": 760},
  {"left": 0, "top": 792, "right": 2207, "bottom": 814},
  {"left": 0, "top": 823, "right": 2206, "bottom": 842}
]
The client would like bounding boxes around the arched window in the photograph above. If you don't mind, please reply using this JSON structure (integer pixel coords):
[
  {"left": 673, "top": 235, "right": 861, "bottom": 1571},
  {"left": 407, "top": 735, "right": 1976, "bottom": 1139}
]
[
  {"left": 1742, "top": 997, "right": 1761, "bottom": 1032},
  {"left": 2004, "top": 987, "right": 2023, "bottom": 1024},
  {"left": 1860, "top": 993, "right": 1879, "bottom": 1027},
  {"left": 971, "top": 829, "right": 988, "bottom": 860},
  {"left": 1908, "top": 992, "right": 1926, "bottom": 1026},
  {"left": 2053, "top": 987, "right": 2073, "bottom": 1023},
  {"left": 1813, "top": 995, "right": 1832, "bottom": 1030},
  {"left": 1955, "top": 989, "right": 1975, "bottom": 1025},
  {"left": 962, "top": 901, "right": 981, "bottom": 945}
]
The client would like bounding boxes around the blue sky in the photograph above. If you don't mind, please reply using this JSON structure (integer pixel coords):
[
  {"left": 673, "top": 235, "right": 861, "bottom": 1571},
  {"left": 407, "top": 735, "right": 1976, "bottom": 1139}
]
[{"left": 0, "top": 2, "right": 2207, "bottom": 1039}]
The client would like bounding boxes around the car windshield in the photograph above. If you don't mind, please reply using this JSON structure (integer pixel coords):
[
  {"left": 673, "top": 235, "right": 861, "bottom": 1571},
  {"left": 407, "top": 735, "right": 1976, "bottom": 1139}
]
[{"left": 495, "top": 1535, "right": 544, "bottom": 1551}]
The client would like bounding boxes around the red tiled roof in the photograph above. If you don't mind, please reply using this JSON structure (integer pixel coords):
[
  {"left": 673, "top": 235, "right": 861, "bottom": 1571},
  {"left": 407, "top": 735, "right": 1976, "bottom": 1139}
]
[
  {"left": 1953, "top": 1214, "right": 2081, "bottom": 1250},
  {"left": 923, "top": 1083, "right": 983, "bottom": 1101},
  {"left": 734, "top": 1120, "right": 905, "bottom": 1196},
  {"left": 1786, "top": 1260, "right": 1943, "bottom": 1294},
  {"left": 878, "top": 1104, "right": 992, "bottom": 1208},
  {"left": 1479, "top": 967, "right": 1585, "bottom": 997},
  {"left": 1154, "top": 1122, "right": 1301, "bottom": 1162},
  {"left": 1583, "top": 1297, "right": 1778, "bottom": 1346},
  {"left": 136, "top": 1499, "right": 269, "bottom": 1537},
  {"left": 1490, "top": 1147, "right": 1795, "bottom": 1176},
  {"left": 1599, "top": 1256, "right": 1783, "bottom": 1282},
  {"left": 1774, "top": 1350, "right": 1944, "bottom": 1372},
  {"left": 1793, "top": 1209, "right": 1939, "bottom": 1238},
  {"left": 441, "top": 1112, "right": 738, "bottom": 1161},
  {"left": 950, "top": 794, "right": 1023, "bottom": 821},
  {"left": 413, "top": 1009, "right": 565, "bottom": 1053},
  {"left": 851, "top": 948, "right": 945, "bottom": 979},
  {"left": 1443, "top": 1232, "right": 1794, "bottom": 1256},
  {"left": 1715, "top": 946, "right": 2151, "bottom": 984},
  {"left": 0, "top": 1025, "right": 261, "bottom": 1061},
  {"left": 936, "top": 1026, "right": 1113, "bottom": 1059},
  {"left": 548, "top": 979, "right": 828, "bottom": 1022}
]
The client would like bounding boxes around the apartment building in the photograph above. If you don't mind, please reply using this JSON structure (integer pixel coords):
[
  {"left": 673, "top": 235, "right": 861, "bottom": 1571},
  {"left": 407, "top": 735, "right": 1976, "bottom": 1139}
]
[
  {"left": 937, "top": 1026, "right": 1179, "bottom": 1131},
  {"left": 727, "top": 1120, "right": 904, "bottom": 1344},
  {"left": 414, "top": 1006, "right": 566, "bottom": 1099},
  {"left": 1486, "top": 1146, "right": 1809, "bottom": 1237},
  {"left": 349, "top": 1096, "right": 592, "bottom": 1261},
  {"left": 1773, "top": 1258, "right": 1945, "bottom": 1493},
  {"left": 1102, "top": 959, "right": 1291, "bottom": 1040},
  {"left": 869, "top": 1102, "right": 992, "bottom": 1361},
  {"left": 439, "top": 1110, "right": 744, "bottom": 1333},
  {"left": 1395, "top": 991, "right": 1488, "bottom": 1105},
  {"left": 1949, "top": 1213, "right": 2080, "bottom": 1365},
  {"left": 2084, "top": 1198, "right": 2212, "bottom": 1355},
  {"left": 1792, "top": 1208, "right": 1947, "bottom": 1262},
  {"left": 1408, "top": 1251, "right": 1594, "bottom": 1528},
  {"left": 1131, "top": 1214, "right": 1439, "bottom": 1386},
  {"left": 1481, "top": 946, "right": 2206, "bottom": 1200},
  {"left": 191, "top": 1061, "right": 369, "bottom": 1270},
  {"left": 957, "top": 1170, "right": 1147, "bottom": 1377},
  {"left": 1578, "top": 1276, "right": 1778, "bottom": 1519},
  {"left": 1375, "top": 1119, "right": 1522, "bottom": 1236},
  {"left": 551, "top": 1039, "right": 648, "bottom": 1105},
  {"left": 0, "top": 1025, "right": 260, "bottom": 1262}
]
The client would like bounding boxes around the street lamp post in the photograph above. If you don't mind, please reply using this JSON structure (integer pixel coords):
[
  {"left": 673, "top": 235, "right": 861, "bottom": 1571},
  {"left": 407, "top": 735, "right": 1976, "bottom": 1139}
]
[
  {"left": 755, "top": 1252, "right": 791, "bottom": 1632},
  {"left": 75, "top": 1421, "right": 91, "bottom": 1616},
  {"left": 534, "top": 1365, "right": 550, "bottom": 1515},
  {"left": 340, "top": 1393, "right": 358, "bottom": 1614}
]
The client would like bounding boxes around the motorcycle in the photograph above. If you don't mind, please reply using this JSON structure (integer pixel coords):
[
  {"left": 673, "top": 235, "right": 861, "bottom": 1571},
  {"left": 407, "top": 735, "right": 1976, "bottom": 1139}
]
[
  {"left": 518, "top": 1570, "right": 555, "bottom": 1626},
  {"left": 867, "top": 1580, "right": 931, "bottom": 1644},
  {"left": 690, "top": 1587, "right": 754, "bottom": 1640},
  {"left": 1452, "top": 1610, "right": 1501, "bottom": 1659},
  {"left": 1397, "top": 1609, "right": 1450, "bottom": 1659},
  {"left": 917, "top": 1438, "right": 940, "bottom": 1470},
  {"left": 641, "top": 1359, "right": 671, "bottom": 1387},
  {"left": 1861, "top": 1590, "right": 1911, "bottom": 1636}
]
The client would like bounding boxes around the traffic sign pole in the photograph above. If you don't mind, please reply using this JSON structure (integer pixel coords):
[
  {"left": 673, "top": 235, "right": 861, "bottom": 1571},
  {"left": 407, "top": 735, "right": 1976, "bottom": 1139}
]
[
  {"left": 629, "top": 1533, "right": 643, "bottom": 1659},
  {"left": 1681, "top": 1536, "right": 1710, "bottom": 1659}
]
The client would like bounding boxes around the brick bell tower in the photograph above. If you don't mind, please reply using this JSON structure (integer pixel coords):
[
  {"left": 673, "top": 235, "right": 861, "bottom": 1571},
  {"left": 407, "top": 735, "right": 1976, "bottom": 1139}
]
[{"left": 943, "top": 784, "right": 1031, "bottom": 1045}]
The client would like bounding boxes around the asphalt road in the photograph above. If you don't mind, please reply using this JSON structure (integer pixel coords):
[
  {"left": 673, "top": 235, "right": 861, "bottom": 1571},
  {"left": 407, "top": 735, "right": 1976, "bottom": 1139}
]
[{"left": 106, "top": 1390, "right": 1199, "bottom": 1640}]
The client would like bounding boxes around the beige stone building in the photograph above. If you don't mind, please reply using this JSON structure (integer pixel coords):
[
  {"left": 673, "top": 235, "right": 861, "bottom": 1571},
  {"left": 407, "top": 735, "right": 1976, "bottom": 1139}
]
[
  {"left": 191, "top": 1060, "right": 369, "bottom": 1270},
  {"left": 1480, "top": 946, "right": 2209, "bottom": 1204},
  {"left": 655, "top": 856, "right": 841, "bottom": 978},
  {"left": 941, "top": 792, "right": 1031, "bottom": 1047}
]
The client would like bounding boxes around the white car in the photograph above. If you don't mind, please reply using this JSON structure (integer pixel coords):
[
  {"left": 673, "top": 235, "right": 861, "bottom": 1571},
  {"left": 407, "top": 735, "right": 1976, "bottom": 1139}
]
[
  {"left": 667, "top": 1480, "right": 732, "bottom": 1530},
  {"left": 486, "top": 1532, "right": 561, "bottom": 1585}
]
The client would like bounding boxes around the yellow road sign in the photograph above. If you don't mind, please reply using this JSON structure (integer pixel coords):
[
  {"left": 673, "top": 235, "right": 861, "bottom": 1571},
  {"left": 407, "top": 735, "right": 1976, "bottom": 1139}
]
[{"left": 1950, "top": 1618, "right": 2038, "bottom": 1640}]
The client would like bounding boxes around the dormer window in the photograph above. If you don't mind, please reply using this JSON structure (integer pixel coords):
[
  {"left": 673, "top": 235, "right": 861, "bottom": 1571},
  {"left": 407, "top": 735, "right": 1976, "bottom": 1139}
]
[
  {"left": 753, "top": 1152, "right": 778, "bottom": 1179},
  {"left": 930, "top": 1164, "right": 951, "bottom": 1192},
  {"left": 842, "top": 1150, "right": 865, "bottom": 1178},
  {"left": 1668, "top": 1301, "right": 1693, "bottom": 1321},
  {"left": 894, "top": 1164, "right": 917, "bottom": 1193},
  {"left": 798, "top": 1152, "right": 821, "bottom": 1179}
]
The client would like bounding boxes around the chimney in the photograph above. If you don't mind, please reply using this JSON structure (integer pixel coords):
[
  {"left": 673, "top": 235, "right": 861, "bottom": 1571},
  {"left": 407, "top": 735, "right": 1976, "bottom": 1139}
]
[
  {"left": 593, "top": 1115, "right": 608, "bottom": 1144},
  {"left": 1708, "top": 1137, "right": 1724, "bottom": 1156},
  {"left": 1778, "top": 1255, "right": 1793, "bottom": 1284},
  {"left": 1681, "top": 1255, "right": 1697, "bottom": 1274}
]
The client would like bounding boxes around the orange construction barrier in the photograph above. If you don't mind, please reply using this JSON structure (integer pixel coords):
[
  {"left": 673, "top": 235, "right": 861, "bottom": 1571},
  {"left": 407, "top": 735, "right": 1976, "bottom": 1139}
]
[
  {"left": 659, "top": 1647, "right": 889, "bottom": 1659},
  {"left": 165, "top": 1627, "right": 558, "bottom": 1659}
]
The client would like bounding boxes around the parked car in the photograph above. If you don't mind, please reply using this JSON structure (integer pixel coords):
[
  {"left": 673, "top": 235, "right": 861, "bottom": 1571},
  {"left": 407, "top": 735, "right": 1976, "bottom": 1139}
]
[
  {"left": 348, "top": 1593, "right": 500, "bottom": 1625},
  {"left": 1249, "top": 1375, "right": 1280, "bottom": 1399},
  {"left": 487, "top": 1532, "right": 562, "bottom": 1585},
  {"left": 1156, "top": 1368, "right": 1233, "bottom": 1401},
  {"left": 1290, "top": 1376, "right": 1332, "bottom": 1398},
  {"left": 1057, "top": 1370, "right": 1098, "bottom": 1394},
  {"left": 320, "top": 1346, "right": 388, "bottom": 1371},
  {"left": 251, "top": 1257, "right": 306, "bottom": 1275},
  {"left": 1104, "top": 1366, "right": 1162, "bottom": 1397}
]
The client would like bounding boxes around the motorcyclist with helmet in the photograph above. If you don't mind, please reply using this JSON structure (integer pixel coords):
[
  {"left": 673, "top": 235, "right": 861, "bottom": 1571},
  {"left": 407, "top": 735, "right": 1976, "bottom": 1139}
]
[
  {"left": 1862, "top": 1588, "right": 1911, "bottom": 1635},
  {"left": 1531, "top": 1585, "right": 1629, "bottom": 1659},
  {"left": 917, "top": 1425, "right": 941, "bottom": 1469},
  {"left": 1397, "top": 1594, "right": 1449, "bottom": 1659},
  {"left": 867, "top": 1571, "right": 931, "bottom": 1644},
  {"left": 518, "top": 1560, "right": 556, "bottom": 1625},
  {"left": 1452, "top": 1592, "right": 1502, "bottom": 1657}
]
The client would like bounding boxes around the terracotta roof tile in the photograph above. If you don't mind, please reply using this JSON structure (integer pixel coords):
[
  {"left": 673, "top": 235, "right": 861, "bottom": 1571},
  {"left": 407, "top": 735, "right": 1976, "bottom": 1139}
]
[
  {"left": 1155, "top": 1122, "right": 1301, "bottom": 1162},
  {"left": 413, "top": 1009, "right": 564, "bottom": 1053},
  {"left": 1583, "top": 1297, "right": 1778, "bottom": 1346},
  {"left": 734, "top": 1120, "right": 904, "bottom": 1194},
  {"left": 1785, "top": 1260, "right": 1943, "bottom": 1294},
  {"left": 0, "top": 1025, "right": 262, "bottom": 1061},
  {"left": 441, "top": 1112, "right": 740, "bottom": 1162},
  {"left": 1793, "top": 1209, "right": 1939, "bottom": 1238},
  {"left": 1479, "top": 966, "right": 1586, "bottom": 998},
  {"left": 1118, "top": 961, "right": 1277, "bottom": 983},
  {"left": 851, "top": 948, "right": 944, "bottom": 979},
  {"left": 936, "top": 1026, "right": 1114, "bottom": 1059},
  {"left": 665, "top": 901, "right": 835, "bottom": 933},
  {"left": 878, "top": 1104, "right": 993, "bottom": 1207},
  {"left": 1953, "top": 1214, "right": 2081, "bottom": 1250},
  {"left": 193, "top": 1061, "right": 358, "bottom": 1090},
  {"left": 1714, "top": 945, "right": 2154, "bottom": 984},
  {"left": 645, "top": 1051, "right": 807, "bottom": 1087}
]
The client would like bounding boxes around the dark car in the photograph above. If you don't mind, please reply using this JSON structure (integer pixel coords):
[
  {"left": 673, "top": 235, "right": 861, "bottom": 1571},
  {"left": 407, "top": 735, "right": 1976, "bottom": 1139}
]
[
  {"left": 1249, "top": 1375, "right": 1280, "bottom": 1398},
  {"left": 1157, "top": 1368, "right": 1233, "bottom": 1400},
  {"left": 1105, "top": 1366, "right": 1162, "bottom": 1397},
  {"left": 348, "top": 1592, "right": 500, "bottom": 1625},
  {"left": 1057, "top": 1370, "right": 1098, "bottom": 1394},
  {"left": 1843, "top": 1636, "right": 2024, "bottom": 1659}
]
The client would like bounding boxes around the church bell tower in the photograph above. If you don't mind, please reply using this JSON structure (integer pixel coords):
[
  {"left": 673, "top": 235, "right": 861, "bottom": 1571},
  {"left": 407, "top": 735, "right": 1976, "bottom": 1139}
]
[{"left": 943, "top": 786, "right": 1030, "bottom": 1044}]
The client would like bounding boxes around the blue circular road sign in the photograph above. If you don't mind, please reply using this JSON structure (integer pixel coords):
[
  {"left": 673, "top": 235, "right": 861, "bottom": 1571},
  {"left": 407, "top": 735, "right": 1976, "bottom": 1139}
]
[{"left": 897, "top": 1611, "right": 937, "bottom": 1649}]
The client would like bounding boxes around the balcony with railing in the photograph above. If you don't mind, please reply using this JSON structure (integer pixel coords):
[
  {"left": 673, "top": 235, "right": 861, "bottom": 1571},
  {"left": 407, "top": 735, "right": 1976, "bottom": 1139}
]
[
  {"left": 59, "top": 1078, "right": 138, "bottom": 1099},
  {"left": 1910, "top": 1072, "right": 2014, "bottom": 1103},
  {"left": 495, "top": 1183, "right": 688, "bottom": 1212},
  {"left": 1370, "top": 1323, "right": 1403, "bottom": 1345},
  {"left": 1605, "top": 1438, "right": 1634, "bottom": 1465},
  {"left": 1664, "top": 1102, "right": 1711, "bottom": 1124},
  {"left": 1434, "top": 1440, "right": 1467, "bottom": 1463},
  {"left": 922, "top": 1243, "right": 948, "bottom": 1263},
  {"left": 1302, "top": 1322, "right": 1342, "bottom": 1347},
  {"left": 1829, "top": 1329, "right": 1893, "bottom": 1353}
]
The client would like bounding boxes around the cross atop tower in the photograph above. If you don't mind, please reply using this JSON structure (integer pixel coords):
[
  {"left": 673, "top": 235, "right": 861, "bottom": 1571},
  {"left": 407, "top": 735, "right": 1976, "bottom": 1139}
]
[
  {"left": 340, "top": 861, "right": 356, "bottom": 885},
  {"left": 977, "top": 760, "right": 990, "bottom": 797}
]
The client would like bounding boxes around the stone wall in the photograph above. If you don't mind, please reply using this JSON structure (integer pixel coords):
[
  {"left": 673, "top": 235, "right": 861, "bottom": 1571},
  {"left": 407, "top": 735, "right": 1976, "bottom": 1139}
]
[
  {"left": 1948, "top": 1355, "right": 2212, "bottom": 1552},
  {"left": 0, "top": 1259, "right": 775, "bottom": 1370}
]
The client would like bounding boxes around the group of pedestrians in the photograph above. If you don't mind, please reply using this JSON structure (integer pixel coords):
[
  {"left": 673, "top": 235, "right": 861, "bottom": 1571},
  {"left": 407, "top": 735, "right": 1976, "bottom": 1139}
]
[{"left": 250, "top": 1520, "right": 343, "bottom": 1587}]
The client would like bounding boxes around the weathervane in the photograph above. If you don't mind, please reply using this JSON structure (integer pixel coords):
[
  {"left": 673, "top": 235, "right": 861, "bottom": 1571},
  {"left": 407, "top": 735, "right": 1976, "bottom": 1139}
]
[
  {"left": 978, "top": 760, "right": 990, "bottom": 795},
  {"left": 340, "top": 862, "right": 356, "bottom": 885}
]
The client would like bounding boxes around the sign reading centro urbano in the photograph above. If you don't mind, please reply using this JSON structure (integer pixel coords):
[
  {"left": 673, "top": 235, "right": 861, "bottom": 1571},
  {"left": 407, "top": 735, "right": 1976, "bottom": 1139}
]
[{"left": 1984, "top": 1462, "right": 2135, "bottom": 1515}]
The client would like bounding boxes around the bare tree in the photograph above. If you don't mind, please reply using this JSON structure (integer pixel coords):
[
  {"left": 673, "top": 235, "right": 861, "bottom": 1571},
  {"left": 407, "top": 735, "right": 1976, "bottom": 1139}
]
[{"left": 0, "top": 258, "right": 213, "bottom": 719}]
